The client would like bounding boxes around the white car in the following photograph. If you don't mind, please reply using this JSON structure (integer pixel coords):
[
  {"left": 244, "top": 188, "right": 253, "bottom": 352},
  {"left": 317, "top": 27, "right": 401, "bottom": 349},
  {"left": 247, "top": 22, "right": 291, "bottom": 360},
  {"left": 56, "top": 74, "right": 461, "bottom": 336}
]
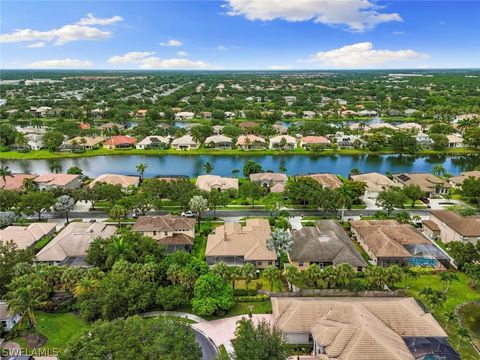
[{"left": 181, "top": 211, "right": 195, "bottom": 218}]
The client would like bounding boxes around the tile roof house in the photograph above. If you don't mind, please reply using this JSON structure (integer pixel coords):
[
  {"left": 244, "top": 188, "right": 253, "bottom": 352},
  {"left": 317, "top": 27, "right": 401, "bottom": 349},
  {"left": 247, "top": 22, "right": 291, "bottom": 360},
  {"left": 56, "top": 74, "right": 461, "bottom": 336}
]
[
  {"left": 351, "top": 220, "right": 449, "bottom": 268},
  {"left": 171, "top": 135, "right": 199, "bottom": 150},
  {"left": 269, "top": 135, "right": 297, "bottom": 149},
  {"left": 103, "top": 135, "right": 137, "bottom": 149},
  {"left": 289, "top": 220, "right": 367, "bottom": 271},
  {"left": 250, "top": 172, "right": 288, "bottom": 189},
  {"left": 239, "top": 121, "right": 259, "bottom": 130},
  {"left": 196, "top": 175, "right": 238, "bottom": 192},
  {"left": 97, "top": 122, "right": 125, "bottom": 131},
  {"left": 63, "top": 136, "right": 105, "bottom": 150},
  {"left": 300, "top": 136, "right": 331, "bottom": 149},
  {"left": 175, "top": 111, "right": 195, "bottom": 120},
  {"left": 0, "top": 300, "right": 21, "bottom": 332},
  {"left": 136, "top": 136, "right": 170, "bottom": 149},
  {"left": 206, "top": 219, "right": 277, "bottom": 268},
  {"left": 34, "top": 173, "right": 82, "bottom": 190},
  {"left": 396, "top": 122, "right": 423, "bottom": 132},
  {"left": 302, "top": 173, "right": 342, "bottom": 189},
  {"left": 303, "top": 111, "right": 316, "bottom": 119},
  {"left": 446, "top": 134, "right": 464, "bottom": 148},
  {"left": 204, "top": 135, "right": 233, "bottom": 149},
  {"left": 0, "top": 222, "right": 56, "bottom": 249},
  {"left": 36, "top": 222, "right": 117, "bottom": 266},
  {"left": 271, "top": 297, "right": 456, "bottom": 360},
  {"left": 449, "top": 170, "right": 480, "bottom": 187},
  {"left": 350, "top": 172, "right": 397, "bottom": 199},
  {"left": 427, "top": 210, "right": 480, "bottom": 244},
  {"left": 132, "top": 215, "right": 195, "bottom": 253},
  {"left": 393, "top": 173, "right": 451, "bottom": 197},
  {"left": 0, "top": 173, "right": 36, "bottom": 191},
  {"left": 89, "top": 174, "right": 140, "bottom": 190},
  {"left": 236, "top": 134, "right": 266, "bottom": 150}
]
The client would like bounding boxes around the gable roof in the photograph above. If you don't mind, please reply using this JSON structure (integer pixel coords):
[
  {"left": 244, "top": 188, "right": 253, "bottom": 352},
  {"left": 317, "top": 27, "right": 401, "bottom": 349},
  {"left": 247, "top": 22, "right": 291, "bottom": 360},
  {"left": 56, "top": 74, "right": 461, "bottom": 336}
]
[
  {"left": 301, "top": 136, "right": 331, "bottom": 144},
  {"left": 132, "top": 215, "right": 195, "bottom": 232},
  {"left": 0, "top": 173, "right": 36, "bottom": 191},
  {"left": 172, "top": 134, "right": 197, "bottom": 146},
  {"left": 449, "top": 170, "right": 480, "bottom": 186},
  {"left": 205, "top": 135, "right": 232, "bottom": 144},
  {"left": 303, "top": 173, "right": 342, "bottom": 189},
  {"left": 89, "top": 174, "right": 140, "bottom": 188},
  {"left": 250, "top": 172, "right": 288, "bottom": 183},
  {"left": 0, "top": 222, "right": 56, "bottom": 249},
  {"left": 351, "top": 173, "right": 396, "bottom": 193},
  {"left": 431, "top": 210, "right": 480, "bottom": 237},
  {"left": 393, "top": 173, "right": 451, "bottom": 192},
  {"left": 196, "top": 175, "right": 239, "bottom": 192},
  {"left": 34, "top": 173, "right": 81, "bottom": 187},
  {"left": 269, "top": 135, "right": 297, "bottom": 144},
  {"left": 206, "top": 219, "right": 276, "bottom": 261},
  {"left": 104, "top": 135, "right": 137, "bottom": 146},
  {"left": 236, "top": 134, "right": 266, "bottom": 145}
]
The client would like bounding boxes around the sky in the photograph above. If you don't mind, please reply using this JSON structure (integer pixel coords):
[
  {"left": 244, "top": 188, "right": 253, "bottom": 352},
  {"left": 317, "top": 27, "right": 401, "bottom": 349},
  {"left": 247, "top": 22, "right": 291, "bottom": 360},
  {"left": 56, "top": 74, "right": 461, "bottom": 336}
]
[{"left": 1, "top": 1, "right": 479, "bottom": 70}]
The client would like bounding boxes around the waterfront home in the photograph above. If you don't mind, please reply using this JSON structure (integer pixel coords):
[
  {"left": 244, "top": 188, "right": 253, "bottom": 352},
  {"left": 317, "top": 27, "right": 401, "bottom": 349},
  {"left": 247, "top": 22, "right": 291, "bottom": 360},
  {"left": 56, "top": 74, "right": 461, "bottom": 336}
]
[
  {"left": 89, "top": 174, "right": 140, "bottom": 190},
  {"left": 171, "top": 135, "right": 199, "bottom": 150},
  {"left": 333, "top": 132, "right": 366, "bottom": 148},
  {"left": 393, "top": 173, "right": 451, "bottom": 197},
  {"left": 132, "top": 215, "right": 195, "bottom": 253},
  {"left": 416, "top": 132, "right": 433, "bottom": 147},
  {"left": 368, "top": 122, "right": 398, "bottom": 131},
  {"left": 269, "top": 135, "right": 297, "bottom": 149},
  {"left": 175, "top": 111, "right": 195, "bottom": 120},
  {"left": 300, "top": 136, "right": 330, "bottom": 149},
  {"left": 0, "top": 301, "right": 21, "bottom": 332},
  {"left": 103, "top": 135, "right": 137, "bottom": 149},
  {"left": 446, "top": 134, "right": 464, "bottom": 148},
  {"left": 273, "top": 123, "right": 288, "bottom": 134},
  {"left": 351, "top": 220, "right": 448, "bottom": 268},
  {"left": 34, "top": 173, "right": 82, "bottom": 190},
  {"left": 302, "top": 110, "right": 316, "bottom": 119},
  {"left": 196, "top": 175, "right": 238, "bottom": 192},
  {"left": 271, "top": 297, "right": 456, "bottom": 359},
  {"left": 205, "top": 219, "right": 276, "bottom": 268},
  {"left": 449, "top": 170, "right": 480, "bottom": 187},
  {"left": 350, "top": 172, "right": 396, "bottom": 199},
  {"left": 16, "top": 126, "right": 47, "bottom": 150},
  {"left": 425, "top": 210, "right": 480, "bottom": 244},
  {"left": 303, "top": 173, "right": 342, "bottom": 189},
  {"left": 36, "top": 222, "right": 117, "bottom": 266},
  {"left": 289, "top": 220, "right": 367, "bottom": 271},
  {"left": 236, "top": 134, "right": 266, "bottom": 150},
  {"left": 204, "top": 135, "right": 233, "bottom": 149},
  {"left": 348, "top": 123, "right": 370, "bottom": 132},
  {"left": 0, "top": 222, "right": 56, "bottom": 249},
  {"left": 250, "top": 172, "right": 288, "bottom": 190},
  {"left": 136, "top": 136, "right": 170, "bottom": 149},
  {"left": 0, "top": 173, "right": 37, "bottom": 191},
  {"left": 63, "top": 136, "right": 105, "bottom": 150},
  {"left": 97, "top": 122, "right": 125, "bottom": 132},
  {"left": 396, "top": 122, "right": 423, "bottom": 132},
  {"left": 28, "top": 106, "right": 54, "bottom": 118}
]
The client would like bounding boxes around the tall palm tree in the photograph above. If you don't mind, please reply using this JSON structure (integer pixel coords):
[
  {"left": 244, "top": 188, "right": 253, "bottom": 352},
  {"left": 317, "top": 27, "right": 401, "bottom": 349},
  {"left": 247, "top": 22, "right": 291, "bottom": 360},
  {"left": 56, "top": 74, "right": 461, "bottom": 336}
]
[
  {"left": 321, "top": 266, "right": 338, "bottom": 289},
  {"left": 136, "top": 163, "right": 148, "bottom": 181},
  {"left": 432, "top": 164, "right": 447, "bottom": 178},
  {"left": 6, "top": 279, "right": 46, "bottom": 332},
  {"left": 22, "top": 177, "right": 37, "bottom": 192},
  {"left": 0, "top": 164, "right": 12, "bottom": 188},
  {"left": 283, "top": 265, "right": 300, "bottom": 292},
  {"left": 231, "top": 169, "right": 240, "bottom": 177},
  {"left": 203, "top": 161, "right": 214, "bottom": 175},
  {"left": 49, "top": 160, "right": 63, "bottom": 174},
  {"left": 305, "top": 264, "right": 322, "bottom": 289},
  {"left": 336, "top": 182, "right": 353, "bottom": 220}
]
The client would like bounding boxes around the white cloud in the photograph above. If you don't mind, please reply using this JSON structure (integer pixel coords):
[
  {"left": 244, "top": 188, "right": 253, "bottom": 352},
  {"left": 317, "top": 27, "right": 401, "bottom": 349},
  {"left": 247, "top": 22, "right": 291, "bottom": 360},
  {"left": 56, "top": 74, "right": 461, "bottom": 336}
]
[
  {"left": 27, "top": 41, "right": 46, "bottom": 48},
  {"left": 29, "top": 58, "right": 93, "bottom": 68},
  {"left": 107, "top": 51, "right": 155, "bottom": 64},
  {"left": 217, "top": 45, "right": 228, "bottom": 51},
  {"left": 303, "top": 42, "right": 428, "bottom": 68},
  {"left": 78, "top": 13, "right": 123, "bottom": 26},
  {"left": 225, "top": 0, "right": 402, "bottom": 32},
  {"left": 176, "top": 51, "right": 188, "bottom": 57},
  {"left": 140, "top": 57, "right": 214, "bottom": 69},
  {"left": 160, "top": 39, "right": 183, "bottom": 47},
  {"left": 268, "top": 65, "right": 293, "bottom": 70}
]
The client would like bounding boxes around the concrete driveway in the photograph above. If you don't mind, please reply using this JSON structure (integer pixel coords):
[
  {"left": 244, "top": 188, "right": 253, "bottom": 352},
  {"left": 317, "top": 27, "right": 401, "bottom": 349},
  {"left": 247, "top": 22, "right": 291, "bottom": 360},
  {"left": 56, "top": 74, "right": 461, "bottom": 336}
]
[{"left": 193, "top": 314, "right": 273, "bottom": 353}]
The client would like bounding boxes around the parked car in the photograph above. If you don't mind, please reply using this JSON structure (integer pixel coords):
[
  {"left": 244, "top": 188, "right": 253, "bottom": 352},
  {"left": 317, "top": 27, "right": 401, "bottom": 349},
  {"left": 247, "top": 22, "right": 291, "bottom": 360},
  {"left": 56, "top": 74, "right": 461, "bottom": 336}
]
[
  {"left": 181, "top": 211, "right": 195, "bottom": 218},
  {"left": 420, "top": 197, "right": 430, "bottom": 204}
]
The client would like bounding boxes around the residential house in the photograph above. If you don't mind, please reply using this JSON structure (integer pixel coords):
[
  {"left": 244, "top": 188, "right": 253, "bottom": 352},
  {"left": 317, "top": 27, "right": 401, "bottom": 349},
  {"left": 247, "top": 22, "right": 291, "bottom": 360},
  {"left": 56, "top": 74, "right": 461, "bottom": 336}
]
[
  {"left": 63, "top": 136, "right": 105, "bottom": 150},
  {"left": 103, "top": 135, "right": 137, "bottom": 149},
  {"left": 404, "top": 108, "right": 418, "bottom": 116},
  {"left": 351, "top": 220, "right": 449, "bottom": 268},
  {"left": 239, "top": 121, "right": 259, "bottom": 132},
  {"left": 91, "top": 108, "right": 105, "bottom": 118},
  {"left": 36, "top": 222, "right": 117, "bottom": 266},
  {"left": 0, "top": 173, "right": 36, "bottom": 191},
  {"left": 212, "top": 125, "right": 224, "bottom": 134},
  {"left": 358, "top": 109, "right": 377, "bottom": 117},
  {"left": 225, "top": 111, "right": 236, "bottom": 119},
  {"left": 202, "top": 111, "right": 212, "bottom": 119},
  {"left": 175, "top": 111, "right": 194, "bottom": 120},
  {"left": 136, "top": 136, "right": 170, "bottom": 149},
  {"left": 397, "top": 122, "right": 423, "bottom": 132},
  {"left": 89, "top": 174, "right": 140, "bottom": 190},
  {"left": 281, "top": 111, "right": 296, "bottom": 118},
  {"left": 204, "top": 135, "right": 233, "bottom": 149},
  {"left": 269, "top": 135, "right": 297, "bottom": 149},
  {"left": 449, "top": 170, "right": 480, "bottom": 187},
  {"left": 368, "top": 123, "right": 398, "bottom": 131},
  {"left": 97, "top": 122, "right": 125, "bottom": 132},
  {"left": 300, "top": 136, "right": 330, "bottom": 149},
  {"left": 303, "top": 173, "right": 342, "bottom": 189},
  {"left": 0, "top": 301, "right": 21, "bottom": 332},
  {"left": 236, "top": 135, "right": 266, "bottom": 150},
  {"left": 132, "top": 215, "right": 195, "bottom": 253},
  {"left": 136, "top": 109, "right": 148, "bottom": 118},
  {"left": 350, "top": 172, "right": 397, "bottom": 199},
  {"left": 393, "top": 173, "right": 451, "bottom": 197},
  {"left": 334, "top": 132, "right": 366, "bottom": 148},
  {"left": 196, "top": 175, "right": 238, "bottom": 192},
  {"left": 271, "top": 297, "right": 457, "bottom": 360},
  {"left": 273, "top": 124, "right": 288, "bottom": 134},
  {"left": 416, "top": 132, "right": 433, "bottom": 147},
  {"left": 34, "top": 174, "right": 82, "bottom": 190},
  {"left": 171, "top": 135, "right": 199, "bottom": 150},
  {"left": 426, "top": 210, "right": 480, "bottom": 244},
  {"left": 16, "top": 126, "right": 46, "bottom": 150},
  {"left": 446, "top": 134, "right": 464, "bottom": 148},
  {"left": 0, "top": 222, "right": 56, "bottom": 249},
  {"left": 348, "top": 123, "right": 370, "bottom": 132},
  {"left": 302, "top": 111, "right": 316, "bottom": 119},
  {"left": 284, "top": 96, "right": 296, "bottom": 105},
  {"left": 250, "top": 172, "right": 288, "bottom": 190},
  {"left": 289, "top": 220, "right": 367, "bottom": 271},
  {"left": 205, "top": 219, "right": 276, "bottom": 268}
]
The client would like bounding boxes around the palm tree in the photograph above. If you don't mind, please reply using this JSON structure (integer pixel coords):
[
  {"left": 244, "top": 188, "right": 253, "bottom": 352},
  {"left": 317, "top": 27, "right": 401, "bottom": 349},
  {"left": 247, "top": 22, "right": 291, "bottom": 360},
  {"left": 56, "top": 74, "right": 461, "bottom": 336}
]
[
  {"left": 74, "top": 277, "right": 100, "bottom": 298},
  {"left": 321, "top": 266, "right": 338, "bottom": 289},
  {"left": 22, "top": 177, "right": 37, "bottom": 192},
  {"left": 263, "top": 266, "right": 281, "bottom": 292},
  {"left": 136, "top": 163, "right": 148, "bottom": 181},
  {"left": 0, "top": 164, "right": 12, "bottom": 188},
  {"left": 49, "top": 160, "right": 62, "bottom": 174},
  {"left": 6, "top": 279, "right": 46, "bottom": 332},
  {"left": 203, "top": 161, "right": 214, "bottom": 175},
  {"left": 336, "top": 263, "right": 355, "bottom": 288},
  {"left": 279, "top": 165, "right": 287, "bottom": 173},
  {"left": 241, "top": 263, "right": 256, "bottom": 290},
  {"left": 457, "top": 327, "right": 470, "bottom": 349},
  {"left": 109, "top": 205, "right": 127, "bottom": 227},
  {"left": 432, "top": 164, "right": 447, "bottom": 178},
  {"left": 305, "top": 264, "right": 322, "bottom": 289},
  {"left": 336, "top": 182, "right": 353, "bottom": 220},
  {"left": 403, "top": 268, "right": 420, "bottom": 289},
  {"left": 283, "top": 265, "right": 300, "bottom": 292},
  {"left": 439, "top": 271, "right": 458, "bottom": 294},
  {"left": 385, "top": 265, "right": 403, "bottom": 289},
  {"left": 231, "top": 169, "right": 240, "bottom": 177}
]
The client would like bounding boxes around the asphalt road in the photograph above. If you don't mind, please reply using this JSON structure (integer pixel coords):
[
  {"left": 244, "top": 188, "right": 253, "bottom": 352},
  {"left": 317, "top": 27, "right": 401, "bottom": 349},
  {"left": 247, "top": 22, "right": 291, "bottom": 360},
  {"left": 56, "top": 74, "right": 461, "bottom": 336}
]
[{"left": 193, "top": 328, "right": 218, "bottom": 360}]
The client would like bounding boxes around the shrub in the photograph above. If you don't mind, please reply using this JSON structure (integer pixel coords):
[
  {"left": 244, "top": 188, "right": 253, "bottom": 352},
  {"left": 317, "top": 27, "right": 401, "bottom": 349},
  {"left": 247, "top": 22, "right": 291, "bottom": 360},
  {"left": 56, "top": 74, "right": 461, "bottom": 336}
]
[
  {"left": 157, "top": 285, "right": 188, "bottom": 310},
  {"left": 235, "top": 294, "right": 270, "bottom": 302}
]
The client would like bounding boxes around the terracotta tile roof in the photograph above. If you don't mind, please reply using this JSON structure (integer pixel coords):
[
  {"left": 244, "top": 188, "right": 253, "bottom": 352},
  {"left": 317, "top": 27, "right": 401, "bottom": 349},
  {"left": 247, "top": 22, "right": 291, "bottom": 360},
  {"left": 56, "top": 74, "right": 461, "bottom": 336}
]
[
  {"left": 34, "top": 173, "right": 81, "bottom": 187},
  {"left": 89, "top": 174, "right": 140, "bottom": 188},
  {"left": 159, "top": 233, "right": 194, "bottom": 245},
  {"left": 393, "top": 173, "right": 451, "bottom": 193},
  {"left": 236, "top": 134, "right": 266, "bottom": 145},
  {"left": 104, "top": 135, "right": 137, "bottom": 146},
  {"left": 270, "top": 183, "right": 285, "bottom": 193},
  {"left": 431, "top": 210, "right": 480, "bottom": 237},
  {"left": 449, "top": 171, "right": 480, "bottom": 186},
  {"left": 196, "top": 175, "right": 238, "bottom": 192},
  {"left": 303, "top": 173, "right": 342, "bottom": 189},
  {"left": 132, "top": 215, "right": 195, "bottom": 232},
  {"left": 66, "top": 136, "right": 105, "bottom": 147},
  {"left": 0, "top": 173, "right": 36, "bottom": 191},
  {"left": 301, "top": 136, "right": 331, "bottom": 144},
  {"left": 239, "top": 121, "right": 258, "bottom": 128}
]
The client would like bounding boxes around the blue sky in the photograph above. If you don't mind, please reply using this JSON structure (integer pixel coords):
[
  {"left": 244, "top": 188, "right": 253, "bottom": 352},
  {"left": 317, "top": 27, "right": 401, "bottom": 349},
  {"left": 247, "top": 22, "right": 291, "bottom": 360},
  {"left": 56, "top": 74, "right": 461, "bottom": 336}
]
[{"left": 1, "top": 1, "right": 479, "bottom": 69}]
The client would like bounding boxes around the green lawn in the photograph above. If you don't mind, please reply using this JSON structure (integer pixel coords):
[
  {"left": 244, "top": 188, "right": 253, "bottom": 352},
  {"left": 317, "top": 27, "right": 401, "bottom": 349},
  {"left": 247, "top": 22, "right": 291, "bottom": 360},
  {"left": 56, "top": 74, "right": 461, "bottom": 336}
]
[
  {"left": 459, "top": 303, "right": 480, "bottom": 348},
  {"left": 400, "top": 273, "right": 480, "bottom": 360}
]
